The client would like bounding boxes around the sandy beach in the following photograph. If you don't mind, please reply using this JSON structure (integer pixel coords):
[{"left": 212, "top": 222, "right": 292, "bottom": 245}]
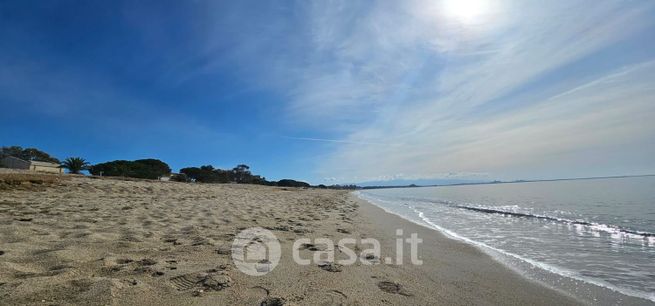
[{"left": 0, "top": 172, "right": 579, "bottom": 305}]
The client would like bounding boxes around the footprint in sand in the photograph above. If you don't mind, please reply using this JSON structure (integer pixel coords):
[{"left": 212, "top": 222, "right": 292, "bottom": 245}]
[
  {"left": 216, "top": 245, "right": 231, "bottom": 255},
  {"left": 48, "top": 264, "right": 72, "bottom": 272},
  {"left": 336, "top": 228, "right": 351, "bottom": 234},
  {"left": 317, "top": 262, "right": 343, "bottom": 273},
  {"left": 377, "top": 281, "right": 412, "bottom": 296},
  {"left": 165, "top": 259, "right": 178, "bottom": 270},
  {"left": 152, "top": 271, "right": 165, "bottom": 277},
  {"left": 299, "top": 243, "right": 320, "bottom": 251},
  {"left": 169, "top": 274, "right": 198, "bottom": 291},
  {"left": 138, "top": 258, "right": 157, "bottom": 266},
  {"left": 239, "top": 286, "right": 270, "bottom": 304},
  {"left": 304, "top": 290, "right": 348, "bottom": 306},
  {"left": 260, "top": 296, "right": 285, "bottom": 306},
  {"left": 169, "top": 272, "right": 232, "bottom": 292},
  {"left": 116, "top": 258, "right": 134, "bottom": 264}
]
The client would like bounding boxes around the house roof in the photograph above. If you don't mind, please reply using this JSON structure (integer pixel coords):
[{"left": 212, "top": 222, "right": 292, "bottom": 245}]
[
  {"left": 1, "top": 156, "right": 29, "bottom": 164},
  {"left": 29, "top": 160, "right": 61, "bottom": 167}
]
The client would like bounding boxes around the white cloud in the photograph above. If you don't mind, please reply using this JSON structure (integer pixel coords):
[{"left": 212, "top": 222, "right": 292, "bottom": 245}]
[
  {"left": 291, "top": 0, "right": 655, "bottom": 182},
  {"left": 319, "top": 58, "right": 655, "bottom": 182}
]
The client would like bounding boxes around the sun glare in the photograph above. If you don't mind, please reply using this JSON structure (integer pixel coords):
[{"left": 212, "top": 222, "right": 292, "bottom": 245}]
[{"left": 444, "top": 0, "right": 490, "bottom": 22}]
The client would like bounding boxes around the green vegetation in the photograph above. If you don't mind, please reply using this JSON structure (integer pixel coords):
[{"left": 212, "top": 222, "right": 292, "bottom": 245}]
[
  {"left": 60, "top": 157, "right": 90, "bottom": 174},
  {"left": 276, "top": 179, "right": 311, "bottom": 188},
  {"left": 1, "top": 145, "right": 357, "bottom": 189},
  {"left": 88, "top": 159, "right": 171, "bottom": 180},
  {"left": 180, "top": 164, "right": 268, "bottom": 184},
  {"left": 0, "top": 146, "right": 60, "bottom": 163},
  {"left": 179, "top": 164, "right": 322, "bottom": 187}
]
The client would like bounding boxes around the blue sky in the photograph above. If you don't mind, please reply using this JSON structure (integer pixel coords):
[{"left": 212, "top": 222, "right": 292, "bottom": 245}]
[{"left": 1, "top": 0, "right": 654, "bottom": 184}]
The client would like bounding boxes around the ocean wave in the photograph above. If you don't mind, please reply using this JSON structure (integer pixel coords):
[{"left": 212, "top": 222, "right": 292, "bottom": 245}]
[
  {"left": 409, "top": 207, "right": 655, "bottom": 303},
  {"left": 454, "top": 205, "right": 655, "bottom": 238},
  {"left": 359, "top": 191, "right": 655, "bottom": 239}
]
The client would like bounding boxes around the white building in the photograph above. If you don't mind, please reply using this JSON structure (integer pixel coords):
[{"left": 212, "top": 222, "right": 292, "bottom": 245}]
[{"left": 0, "top": 156, "right": 64, "bottom": 174}]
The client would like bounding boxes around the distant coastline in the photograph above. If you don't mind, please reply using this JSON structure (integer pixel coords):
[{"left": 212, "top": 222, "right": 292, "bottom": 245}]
[{"left": 359, "top": 174, "right": 655, "bottom": 190}]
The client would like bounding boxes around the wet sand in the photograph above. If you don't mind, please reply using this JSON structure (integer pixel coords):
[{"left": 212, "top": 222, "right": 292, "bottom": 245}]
[{"left": 0, "top": 173, "right": 579, "bottom": 305}]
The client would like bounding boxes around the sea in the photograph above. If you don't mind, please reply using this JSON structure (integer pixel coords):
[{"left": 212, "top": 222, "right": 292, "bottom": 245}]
[{"left": 355, "top": 176, "right": 655, "bottom": 305}]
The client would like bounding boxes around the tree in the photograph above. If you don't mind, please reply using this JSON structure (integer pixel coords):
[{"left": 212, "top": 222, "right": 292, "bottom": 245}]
[
  {"left": 88, "top": 159, "right": 171, "bottom": 179},
  {"left": 180, "top": 164, "right": 270, "bottom": 185},
  {"left": 133, "top": 159, "right": 171, "bottom": 179},
  {"left": 180, "top": 166, "right": 230, "bottom": 183},
  {"left": 276, "top": 179, "right": 310, "bottom": 188},
  {"left": 1, "top": 146, "right": 59, "bottom": 163},
  {"left": 61, "top": 157, "right": 90, "bottom": 174},
  {"left": 232, "top": 164, "right": 251, "bottom": 183}
]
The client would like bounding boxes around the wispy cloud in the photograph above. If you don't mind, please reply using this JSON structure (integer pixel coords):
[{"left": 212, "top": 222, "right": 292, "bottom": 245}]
[
  {"left": 281, "top": 136, "right": 398, "bottom": 146},
  {"left": 249, "top": 0, "right": 655, "bottom": 182}
]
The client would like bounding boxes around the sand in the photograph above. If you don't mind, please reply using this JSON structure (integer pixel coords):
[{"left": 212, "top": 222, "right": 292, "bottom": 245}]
[{"left": 0, "top": 172, "right": 580, "bottom": 305}]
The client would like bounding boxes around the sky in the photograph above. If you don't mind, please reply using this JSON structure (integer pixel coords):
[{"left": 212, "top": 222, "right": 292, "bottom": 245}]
[{"left": 1, "top": 0, "right": 654, "bottom": 184}]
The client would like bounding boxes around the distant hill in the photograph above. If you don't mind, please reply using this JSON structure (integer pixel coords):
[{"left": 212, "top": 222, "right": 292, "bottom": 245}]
[{"left": 356, "top": 178, "right": 488, "bottom": 188}]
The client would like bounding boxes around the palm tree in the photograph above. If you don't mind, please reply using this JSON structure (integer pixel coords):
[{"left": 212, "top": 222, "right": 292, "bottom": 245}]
[{"left": 61, "top": 157, "right": 90, "bottom": 174}]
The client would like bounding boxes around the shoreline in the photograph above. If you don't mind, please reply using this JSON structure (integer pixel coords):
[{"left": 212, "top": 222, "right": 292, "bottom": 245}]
[
  {"left": 354, "top": 193, "right": 655, "bottom": 305},
  {"left": 351, "top": 194, "right": 582, "bottom": 305}
]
